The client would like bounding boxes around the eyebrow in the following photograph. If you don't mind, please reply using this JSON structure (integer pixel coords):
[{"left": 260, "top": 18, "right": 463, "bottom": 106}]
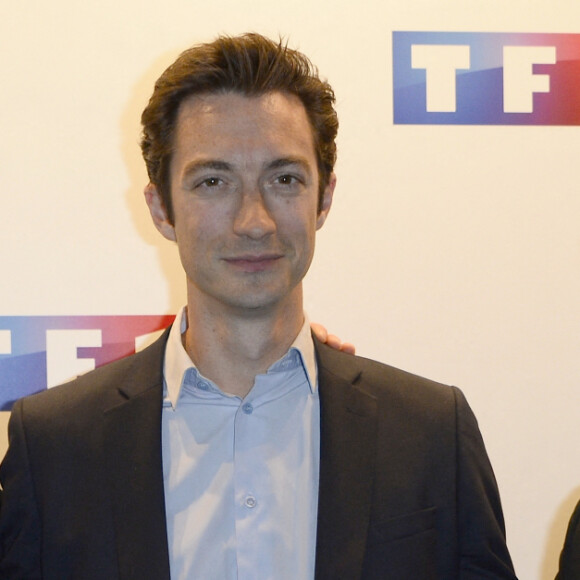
[
  {"left": 182, "top": 156, "right": 312, "bottom": 177},
  {"left": 182, "top": 160, "right": 233, "bottom": 177},
  {"left": 266, "top": 156, "right": 311, "bottom": 173}
]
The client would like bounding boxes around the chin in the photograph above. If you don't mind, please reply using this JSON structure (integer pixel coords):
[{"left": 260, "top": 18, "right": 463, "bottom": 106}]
[{"left": 220, "top": 289, "right": 293, "bottom": 314}]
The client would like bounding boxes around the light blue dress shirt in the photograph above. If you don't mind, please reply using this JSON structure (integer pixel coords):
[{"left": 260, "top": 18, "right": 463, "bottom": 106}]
[{"left": 161, "top": 308, "right": 320, "bottom": 580}]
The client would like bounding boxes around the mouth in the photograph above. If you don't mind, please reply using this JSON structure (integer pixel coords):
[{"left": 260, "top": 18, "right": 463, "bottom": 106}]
[{"left": 223, "top": 254, "right": 283, "bottom": 273}]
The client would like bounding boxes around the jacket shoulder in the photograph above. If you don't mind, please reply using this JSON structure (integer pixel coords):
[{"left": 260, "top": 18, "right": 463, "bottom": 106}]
[
  {"left": 315, "top": 339, "right": 458, "bottom": 405},
  {"left": 14, "top": 328, "right": 168, "bottom": 423}
]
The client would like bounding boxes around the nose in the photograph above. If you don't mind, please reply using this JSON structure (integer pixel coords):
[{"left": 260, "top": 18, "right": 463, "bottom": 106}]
[{"left": 233, "top": 191, "right": 276, "bottom": 239}]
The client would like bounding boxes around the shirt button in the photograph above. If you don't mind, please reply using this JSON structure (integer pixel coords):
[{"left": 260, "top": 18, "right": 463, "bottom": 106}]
[
  {"left": 198, "top": 381, "right": 210, "bottom": 391},
  {"left": 242, "top": 403, "right": 253, "bottom": 415},
  {"left": 244, "top": 496, "right": 257, "bottom": 509}
]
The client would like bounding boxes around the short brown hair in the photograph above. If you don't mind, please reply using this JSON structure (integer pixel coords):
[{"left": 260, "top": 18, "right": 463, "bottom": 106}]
[{"left": 140, "top": 33, "right": 338, "bottom": 221}]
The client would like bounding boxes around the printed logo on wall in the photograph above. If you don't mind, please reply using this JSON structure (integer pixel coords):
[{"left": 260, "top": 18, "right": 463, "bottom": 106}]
[
  {"left": 393, "top": 32, "right": 580, "bottom": 124},
  {"left": 0, "top": 315, "right": 175, "bottom": 411}
]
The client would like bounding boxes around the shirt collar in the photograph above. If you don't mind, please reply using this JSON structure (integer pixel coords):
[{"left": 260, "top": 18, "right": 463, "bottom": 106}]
[{"left": 163, "top": 306, "right": 318, "bottom": 409}]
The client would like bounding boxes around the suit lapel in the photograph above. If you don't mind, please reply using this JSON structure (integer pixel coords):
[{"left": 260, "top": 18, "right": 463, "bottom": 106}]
[
  {"left": 314, "top": 339, "right": 378, "bottom": 580},
  {"left": 103, "top": 332, "right": 171, "bottom": 580}
]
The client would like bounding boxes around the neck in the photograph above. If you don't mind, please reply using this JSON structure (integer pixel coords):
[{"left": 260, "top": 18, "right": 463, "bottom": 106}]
[{"left": 183, "top": 292, "right": 305, "bottom": 398}]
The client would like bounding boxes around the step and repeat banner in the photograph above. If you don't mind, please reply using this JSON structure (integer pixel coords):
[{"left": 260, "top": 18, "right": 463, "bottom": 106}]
[{"left": 1, "top": 2, "right": 579, "bottom": 578}]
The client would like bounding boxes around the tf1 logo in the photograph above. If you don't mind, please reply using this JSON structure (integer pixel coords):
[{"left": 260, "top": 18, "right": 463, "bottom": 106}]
[
  {"left": 393, "top": 32, "right": 580, "bottom": 124},
  {"left": 0, "top": 315, "right": 175, "bottom": 411}
]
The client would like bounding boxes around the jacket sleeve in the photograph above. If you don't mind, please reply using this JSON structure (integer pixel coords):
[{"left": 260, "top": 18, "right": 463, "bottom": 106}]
[
  {"left": 555, "top": 500, "right": 580, "bottom": 580},
  {"left": 0, "top": 399, "right": 43, "bottom": 579},
  {"left": 454, "top": 387, "right": 518, "bottom": 578}
]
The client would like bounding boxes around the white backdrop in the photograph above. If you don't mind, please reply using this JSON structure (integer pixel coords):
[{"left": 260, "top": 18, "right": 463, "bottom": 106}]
[{"left": 1, "top": 1, "right": 580, "bottom": 578}]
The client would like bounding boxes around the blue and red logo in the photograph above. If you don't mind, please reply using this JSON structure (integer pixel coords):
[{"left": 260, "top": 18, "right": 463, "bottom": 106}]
[
  {"left": 393, "top": 32, "right": 580, "bottom": 124},
  {"left": 0, "top": 315, "right": 175, "bottom": 410}
]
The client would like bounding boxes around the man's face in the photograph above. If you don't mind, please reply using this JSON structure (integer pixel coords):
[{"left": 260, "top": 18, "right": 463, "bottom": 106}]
[{"left": 146, "top": 91, "right": 334, "bottom": 315}]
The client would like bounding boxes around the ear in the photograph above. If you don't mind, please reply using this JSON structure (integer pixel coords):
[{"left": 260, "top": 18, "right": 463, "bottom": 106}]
[
  {"left": 316, "top": 173, "right": 336, "bottom": 230},
  {"left": 144, "top": 183, "right": 176, "bottom": 241}
]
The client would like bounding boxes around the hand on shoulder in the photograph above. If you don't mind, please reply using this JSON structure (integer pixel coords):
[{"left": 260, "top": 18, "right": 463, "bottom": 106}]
[{"left": 310, "top": 322, "right": 355, "bottom": 355}]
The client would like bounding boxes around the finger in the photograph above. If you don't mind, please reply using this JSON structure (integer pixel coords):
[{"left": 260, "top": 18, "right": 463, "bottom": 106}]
[
  {"left": 340, "top": 342, "right": 356, "bottom": 355},
  {"left": 310, "top": 322, "right": 328, "bottom": 342},
  {"left": 325, "top": 333, "right": 342, "bottom": 350}
]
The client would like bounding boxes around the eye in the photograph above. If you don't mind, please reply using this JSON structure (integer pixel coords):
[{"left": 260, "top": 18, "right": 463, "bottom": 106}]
[
  {"left": 274, "top": 174, "right": 305, "bottom": 188},
  {"left": 266, "top": 172, "right": 306, "bottom": 196},
  {"left": 199, "top": 176, "right": 222, "bottom": 188},
  {"left": 277, "top": 174, "right": 297, "bottom": 185}
]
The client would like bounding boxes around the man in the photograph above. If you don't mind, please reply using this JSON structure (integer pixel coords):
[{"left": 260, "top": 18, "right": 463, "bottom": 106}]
[{"left": 0, "top": 33, "right": 516, "bottom": 579}]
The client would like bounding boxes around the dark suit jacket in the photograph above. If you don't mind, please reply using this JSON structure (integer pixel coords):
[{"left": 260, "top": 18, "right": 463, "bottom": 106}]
[
  {"left": 556, "top": 500, "right": 580, "bottom": 580},
  {"left": 0, "top": 331, "right": 516, "bottom": 579}
]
